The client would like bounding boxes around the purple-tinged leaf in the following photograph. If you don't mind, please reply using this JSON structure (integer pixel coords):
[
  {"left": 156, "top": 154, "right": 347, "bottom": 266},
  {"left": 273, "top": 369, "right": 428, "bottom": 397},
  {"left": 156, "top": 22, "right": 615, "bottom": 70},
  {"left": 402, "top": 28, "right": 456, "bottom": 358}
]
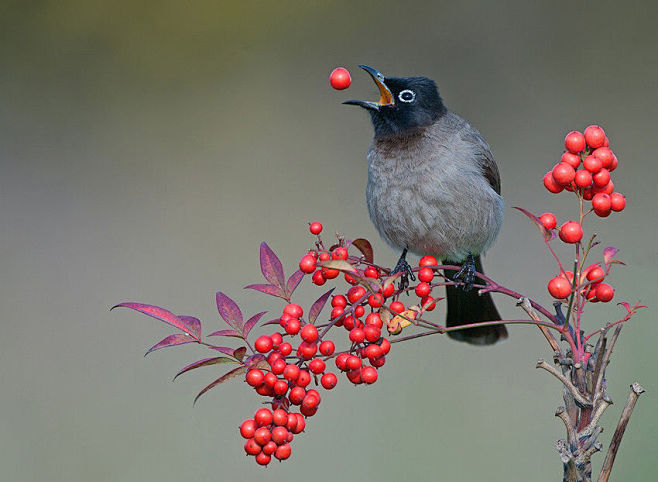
[
  {"left": 207, "top": 329, "right": 243, "bottom": 338},
  {"left": 286, "top": 270, "right": 304, "bottom": 299},
  {"left": 513, "top": 207, "right": 556, "bottom": 241},
  {"left": 244, "top": 283, "right": 286, "bottom": 299},
  {"left": 215, "top": 292, "right": 244, "bottom": 331},
  {"left": 177, "top": 315, "right": 201, "bottom": 339},
  {"left": 233, "top": 347, "right": 247, "bottom": 362},
  {"left": 193, "top": 366, "right": 247, "bottom": 405},
  {"left": 173, "top": 356, "right": 238, "bottom": 380},
  {"left": 603, "top": 246, "right": 619, "bottom": 266},
  {"left": 351, "top": 238, "right": 374, "bottom": 264},
  {"left": 243, "top": 311, "right": 267, "bottom": 338},
  {"left": 112, "top": 302, "right": 200, "bottom": 340},
  {"left": 318, "top": 259, "right": 358, "bottom": 273},
  {"left": 259, "top": 242, "right": 285, "bottom": 289},
  {"left": 244, "top": 354, "right": 267, "bottom": 367},
  {"left": 308, "top": 288, "right": 335, "bottom": 325},
  {"left": 210, "top": 346, "right": 240, "bottom": 357},
  {"left": 262, "top": 318, "right": 283, "bottom": 327},
  {"left": 617, "top": 302, "right": 631, "bottom": 313},
  {"left": 145, "top": 334, "right": 196, "bottom": 356}
]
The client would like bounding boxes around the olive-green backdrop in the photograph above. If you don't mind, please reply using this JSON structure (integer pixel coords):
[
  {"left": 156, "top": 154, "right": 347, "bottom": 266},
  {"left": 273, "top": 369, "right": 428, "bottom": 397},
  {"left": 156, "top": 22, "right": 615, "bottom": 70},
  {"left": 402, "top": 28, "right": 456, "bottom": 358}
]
[{"left": 1, "top": 1, "right": 656, "bottom": 480}]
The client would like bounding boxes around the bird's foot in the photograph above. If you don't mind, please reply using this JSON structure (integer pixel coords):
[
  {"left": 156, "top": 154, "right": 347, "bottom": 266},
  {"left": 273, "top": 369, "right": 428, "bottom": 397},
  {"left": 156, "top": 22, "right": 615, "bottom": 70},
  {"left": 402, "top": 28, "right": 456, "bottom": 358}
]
[
  {"left": 452, "top": 253, "right": 476, "bottom": 291},
  {"left": 391, "top": 248, "right": 416, "bottom": 291}
]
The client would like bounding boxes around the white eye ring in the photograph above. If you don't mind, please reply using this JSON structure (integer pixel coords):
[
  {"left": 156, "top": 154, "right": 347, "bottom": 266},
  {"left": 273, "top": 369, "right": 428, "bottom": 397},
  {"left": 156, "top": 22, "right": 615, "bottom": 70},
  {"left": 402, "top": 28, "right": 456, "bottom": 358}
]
[{"left": 398, "top": 89, "right": 416, "bottom": 103}]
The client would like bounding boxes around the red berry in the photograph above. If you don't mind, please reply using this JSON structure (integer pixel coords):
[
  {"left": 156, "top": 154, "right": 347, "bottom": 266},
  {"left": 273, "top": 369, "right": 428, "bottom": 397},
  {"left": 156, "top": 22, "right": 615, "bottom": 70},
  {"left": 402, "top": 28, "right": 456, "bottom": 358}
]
[
  {"left": 297, "top": 341, "right": 317, "bottom": 359},
  {"left": 364, "top": 266, "right": 380, "bottom": 278},
  {"left": 552, "top": 163, "right": 576, "bottom": 185},
  {"left": 610, "top": 192, "right": 626, "bottom": 211},
  {"left": 332, "top": 295, "right": 347, "bottom": 308},
  {"left": 419, "top": 255, "right": 438, "bottom": 267},
  {"left": 587, "top": 266, "right": 605, "bottom": 283},
  {"left": 300, "top": 324, "right": 318, "bottom": 343},
  {"left": 278, "top": 342, "right": 292, "bottom": 356},
  {"left": 593, "top": 168, "right": 611, "bottom": 188},
  {"left": 244, "top": 438, "right": 261, "bottom": 456},
  {"left": 574, "top": 169, "right": 593, "bottom": 188},
  {"left": 270, "top": 332, "right": 283, "bottom": 346},
  {"left": 308, "top": 358, "right": 325, "bottom": 374},
  {"left": 591, "top": 193, "right": 611, "bottom": 212},
  {"left": 321, "top": 267, "right": 339, "bottom": 279},
  {"left": 559, "top": 221, "right": 583, "bottom": 244},
  {"left": 347, "top": 285, "right": 367, "bottom": 304},
  {"left": 293, "top": 413, "right": 306, "bottom": 433},
  {"left": 364, "top": 344, "right": 383, "bottom": 360},
  {"left": 254, "top": 408, "right": 273, "bottom": 427},
  {"left": 364, "top": 324, "right": 381, "bottom": 342},
  {"left": 330, "top": 306, "right": 345, "bottom": 320},
  {"left": 344, "top": 273, "right": 358, "bottom": 285},
  {"left": 335, "top": 352, "right": 349, "bottom": 371},
  {"left": 560, "top": 151, "right": 581, "bottom": 168},
  {"left": 543, "top": 171, "right": 564, "bottom": 193},
  {"left": 284, "top": 303, "right": 303, "bottom": 318},
  {"left": 283, "top": 364, "right": 300, "bottom": 382},
  {"left": 299, "top": 254, "right": 316, "bottom": 274},
  {"left": 246, "top": 369, "right": 264, "bottom": 387},
  {"left": 361, "top": 366, "right": 378, "bottom": 384},
  {"left": 329, "top": 67, "right": 351, "bottom": 90},
  {"left": 254, "top": 336, "right": 273, "bottom": 353},
  {"left": 255, "top": 452, "right": 271, "bottom": 466},
  {"left": 301, "top": 394, "right": 320, "bottom": 410},
  {"left": 263, "top": 372, "right": 278, "bottom": 388},
  {"left": 319, "top": 340, "right": 335, "bottom": 356},
  {"left": 539, "top": 212, "right": 557, "bottom": 230},
  {"left": 389, "top": 301, "right": 404, "bottom": 313},
  {"left": 381, "top": 282, "right": 395, "bottom": 298},
  {"left": 583, "top": 155, "right": 602, "bottom": 173},
  {"left": 262, "top": 441, "right": 277, "bottom": 455},
  {"left": 286, "top": 413, "right": 298, "bottom": 432},
  {"left": 349, "top": 327, "right": 366, "bottom": 344},
  {"left": 365, "top": 312, "right": 383, "bottom": 328},
  {"left": 354, "top": 305, "right": 365, "bottom": 317},
  {"left": 548, "top": 276, "right": 572, "bottom": 299},
  {"left": 284, "top": 318, "right": 301, "bottom": 335},
  {"left": 288, "top": 387, "right": 306, "bottom": 405},
  {"left": 318, "top": 252, "right": 330, "bottom": 261},
  {"left": 371, "top": 355, "right": 386, "bottom": 367},
  {"left": 321, "top": 372, "right": 338, "bottom": 389},
  {"left": 608, "top": 154, "right": 618, "bottom": 171},
  {"left": 592, "top": 180, "right": 614, "bottom": 195},
  {"left": 274, "top": 443, "right": 292, "bottom": 460},
  {"left": 565, "top": 131, "right": 586, "bottom": 153},
  {"left": 343, "top": 315, "right": 356, "bottom": 330},
  {"left": 414, "top": 281, "right": 431, "bottom": 298},
  {"left": 421, "top": 296, "right": 437, "bottom": 311},
  {"left": 240, "top": 419, "right": 257, "bottom": 439},
  {"left": 270, "top": 358, "right": 286, "bottom": 375},
  {"left": 418, "top": 267, "right": 434, "bottom": 282},
  {"left": 595, "top": 283, "right": 614, "bottom": 302},
  {"left": 584, "top": 125, "right": 606, "bottom": 149},
  {"left": 296, "top": 370, "right": 311, "bottom": 388},
  {"left": 368, "top": 293, "right": 384, "bottom": 308},
  {"left": 582, "top": 188, "right": 594, "bottom": 200},
  {"left": 347, "top": 368, "right": 362, "bottom": 384},
  {"left": 332, "top": 247, "right": 349, "bottom": 260},
  {"left": 272, "top": 408, "right": 288, "bottom": 426},
  {"left": 380, "top": 338, "right": 391, "bottom": 355},
  {"left": 271, "top": 426, "right": 289, "bottom": 445},
  {"left": 592, "top": 147, "right": 614, "bottom": 169},
  {"left": 346, "top": 355, "right": 362, "bottom": 370},
  {"left": 309, "top": 221, "right": 323, "bottom": 235}
]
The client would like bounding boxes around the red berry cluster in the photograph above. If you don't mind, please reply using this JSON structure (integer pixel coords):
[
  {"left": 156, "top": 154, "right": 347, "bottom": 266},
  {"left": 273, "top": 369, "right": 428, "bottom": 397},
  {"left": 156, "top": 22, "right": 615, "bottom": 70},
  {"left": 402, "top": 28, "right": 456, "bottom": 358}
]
[
  {"left": 542, "top": 125, "right": 625, "bottom": 231},
  {"left": 240, "top": 407, "right": 302, "bottom": 465},
  {"left": 541, "top": 125, "right": 624, "bottom": 304}
]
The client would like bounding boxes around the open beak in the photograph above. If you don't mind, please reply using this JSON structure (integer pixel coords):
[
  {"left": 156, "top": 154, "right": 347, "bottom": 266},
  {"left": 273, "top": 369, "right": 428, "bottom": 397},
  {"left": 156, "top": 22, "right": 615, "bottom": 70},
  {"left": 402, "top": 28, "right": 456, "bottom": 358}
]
[{"left": 343, "top": 65, "right": 394, "bottom": 111}]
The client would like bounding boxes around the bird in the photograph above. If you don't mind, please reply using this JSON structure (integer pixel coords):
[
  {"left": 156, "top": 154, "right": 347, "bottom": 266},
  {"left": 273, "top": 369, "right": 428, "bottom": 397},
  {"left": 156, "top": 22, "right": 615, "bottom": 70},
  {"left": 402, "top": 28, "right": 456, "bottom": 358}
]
[{"left": 344, "top": 65, "right": 507, "bottom": 345}]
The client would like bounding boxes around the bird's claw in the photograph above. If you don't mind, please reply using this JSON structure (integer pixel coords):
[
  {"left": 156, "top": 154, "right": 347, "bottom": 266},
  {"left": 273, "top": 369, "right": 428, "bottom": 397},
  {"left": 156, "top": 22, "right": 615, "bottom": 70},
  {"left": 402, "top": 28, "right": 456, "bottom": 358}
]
[
  {"left": 391, "top": 248, "right": 416, "bottom": 291},
  {"left": 453, "top": 253, "right": 476, "bottom": 291}
]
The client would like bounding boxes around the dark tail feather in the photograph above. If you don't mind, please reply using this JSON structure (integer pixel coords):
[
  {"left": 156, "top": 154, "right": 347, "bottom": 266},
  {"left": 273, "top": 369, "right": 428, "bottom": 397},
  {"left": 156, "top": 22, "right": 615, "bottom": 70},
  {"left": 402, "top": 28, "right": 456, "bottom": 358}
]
[{"left": 444, "top": 255, "right": 508, "bottom": 345}]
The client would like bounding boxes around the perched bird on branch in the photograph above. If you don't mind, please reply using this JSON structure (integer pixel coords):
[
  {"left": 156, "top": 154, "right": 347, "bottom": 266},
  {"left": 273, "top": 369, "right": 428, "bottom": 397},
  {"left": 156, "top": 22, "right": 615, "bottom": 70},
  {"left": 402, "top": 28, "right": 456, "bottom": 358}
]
[{"left": 345, "top": 65, "right": 507, "bottom": 345}]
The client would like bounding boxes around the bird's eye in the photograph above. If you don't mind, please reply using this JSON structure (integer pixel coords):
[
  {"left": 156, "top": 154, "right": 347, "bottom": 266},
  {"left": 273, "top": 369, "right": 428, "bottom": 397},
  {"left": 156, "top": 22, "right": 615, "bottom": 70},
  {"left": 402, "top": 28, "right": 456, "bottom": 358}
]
[{"left": 398, "top": 89, "right": 416, "bottom": 103}]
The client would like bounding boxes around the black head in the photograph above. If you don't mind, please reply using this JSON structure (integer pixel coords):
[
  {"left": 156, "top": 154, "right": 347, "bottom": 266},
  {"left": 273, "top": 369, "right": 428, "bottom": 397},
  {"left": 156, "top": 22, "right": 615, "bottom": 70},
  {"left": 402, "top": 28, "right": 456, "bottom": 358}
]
[{"left": 344, "top": 65, "right": 447, "bottom": 138}]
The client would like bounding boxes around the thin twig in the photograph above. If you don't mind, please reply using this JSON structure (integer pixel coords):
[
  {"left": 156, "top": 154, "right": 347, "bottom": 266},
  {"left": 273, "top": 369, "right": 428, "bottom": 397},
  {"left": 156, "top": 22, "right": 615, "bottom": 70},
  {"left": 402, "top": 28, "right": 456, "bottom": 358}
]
[
  {"left": 598, "top": 383, "right": 646, "bottom": 482},
  {"left": 517, "top": 297, "right": 562, "bottom": 354},
  {"left": 555, "top": 406, "right": 577, "bottom": 446},
  {"left": 580, "top": 398, "right": 612, "bottom": 438},
  {"left": 537, "top": 359, "right": 592, "bottom": 407},
  {"left": 593, "top": 325, "right": 623, "bottom": 405}
]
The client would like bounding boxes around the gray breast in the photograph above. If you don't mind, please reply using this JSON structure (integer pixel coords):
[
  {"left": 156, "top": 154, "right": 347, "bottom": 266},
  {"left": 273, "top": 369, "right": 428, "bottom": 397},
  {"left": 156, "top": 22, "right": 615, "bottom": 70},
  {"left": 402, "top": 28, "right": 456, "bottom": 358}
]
[{"left": 365, "top": 114, "right": 504, "bottom": 262}]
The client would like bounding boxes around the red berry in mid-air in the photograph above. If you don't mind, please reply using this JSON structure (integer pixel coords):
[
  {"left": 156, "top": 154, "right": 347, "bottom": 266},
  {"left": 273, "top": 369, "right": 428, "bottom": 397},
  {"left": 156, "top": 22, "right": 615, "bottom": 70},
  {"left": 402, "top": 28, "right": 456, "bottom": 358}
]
[
  {"left": 548, "top": 276, "right": 572, "bottom": 299},
  {"left": 309, "top": 221, "right": 323, "bottom": 235},
  {"left": 539, "top": 212, "right": 557, "bottom": 230},
  {"left": 329, "top": 67, "right": 351, "bottom": 90},
  {"left": 564, "top": 131, "right": 586, "bottom": 153},
  {"left": 559, "top": 221, "right": 583, "bottom": 244}
]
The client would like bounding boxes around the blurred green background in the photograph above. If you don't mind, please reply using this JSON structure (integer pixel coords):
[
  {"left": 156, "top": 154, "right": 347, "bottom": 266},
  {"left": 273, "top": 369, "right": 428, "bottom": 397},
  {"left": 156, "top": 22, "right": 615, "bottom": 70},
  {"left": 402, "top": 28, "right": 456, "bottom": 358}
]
[{"left": 1, "top": 1, "right": 656, "bottom": 480}]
